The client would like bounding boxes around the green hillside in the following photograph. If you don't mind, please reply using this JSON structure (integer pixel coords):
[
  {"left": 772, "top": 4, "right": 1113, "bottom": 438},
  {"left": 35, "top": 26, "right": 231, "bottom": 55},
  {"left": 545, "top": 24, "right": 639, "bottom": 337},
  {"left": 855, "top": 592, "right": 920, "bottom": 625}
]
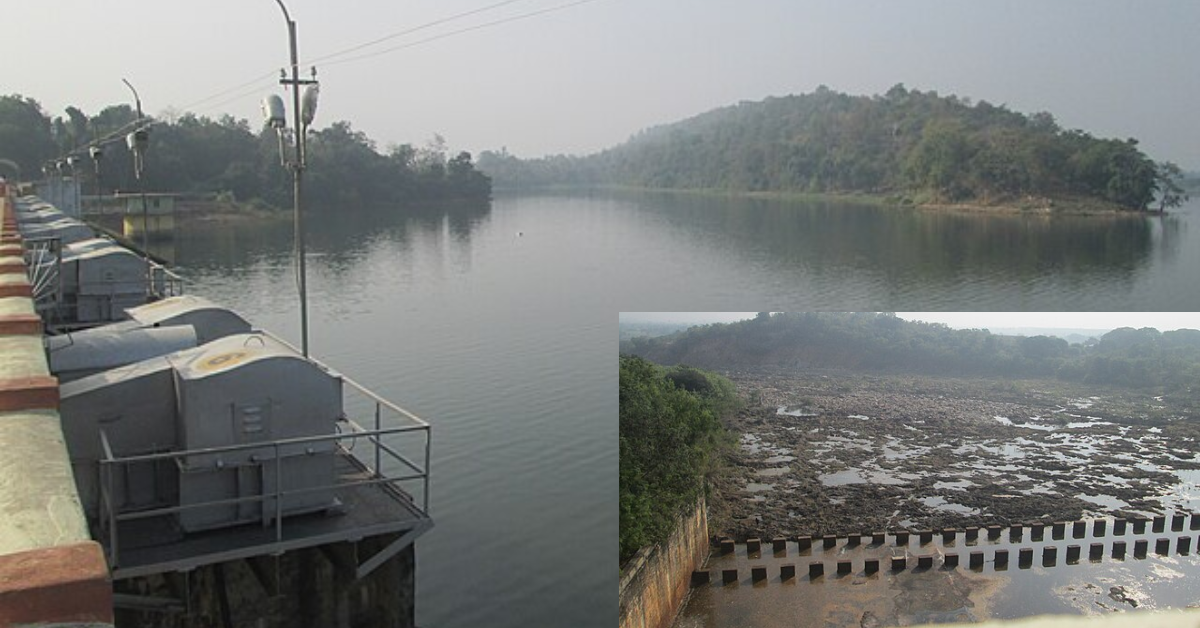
[{"left": 480, "top": 86, "right": 1187, "bottom": 211}]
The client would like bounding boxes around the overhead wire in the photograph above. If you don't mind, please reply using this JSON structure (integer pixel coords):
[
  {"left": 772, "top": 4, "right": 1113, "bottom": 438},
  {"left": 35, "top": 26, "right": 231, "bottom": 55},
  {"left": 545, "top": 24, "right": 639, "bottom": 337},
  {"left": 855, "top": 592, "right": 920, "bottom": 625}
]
[{"left": 320, "top": 0, "right": 604, "bottom": 69}]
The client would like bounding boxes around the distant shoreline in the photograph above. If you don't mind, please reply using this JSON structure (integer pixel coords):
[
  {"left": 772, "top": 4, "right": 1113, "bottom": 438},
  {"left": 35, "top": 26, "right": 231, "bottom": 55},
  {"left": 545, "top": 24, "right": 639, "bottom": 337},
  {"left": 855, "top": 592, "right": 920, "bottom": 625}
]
[{"left": 497, "top": 184, "right": 1157, "bottom": 216}]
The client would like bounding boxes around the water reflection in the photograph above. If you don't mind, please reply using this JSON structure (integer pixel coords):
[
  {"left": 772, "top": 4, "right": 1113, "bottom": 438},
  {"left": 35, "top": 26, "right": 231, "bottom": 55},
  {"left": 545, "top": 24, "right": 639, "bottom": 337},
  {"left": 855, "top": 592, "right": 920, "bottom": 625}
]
[{"left": 638, "top": 191, "right": 1163, "bottom": 277}]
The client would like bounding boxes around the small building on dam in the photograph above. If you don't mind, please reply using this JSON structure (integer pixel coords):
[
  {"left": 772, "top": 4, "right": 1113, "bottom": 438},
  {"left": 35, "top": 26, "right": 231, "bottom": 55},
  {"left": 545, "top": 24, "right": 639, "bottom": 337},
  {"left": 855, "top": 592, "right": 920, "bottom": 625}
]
[{"left": 0, "top": 184, "right": 432, "bottom": 627}]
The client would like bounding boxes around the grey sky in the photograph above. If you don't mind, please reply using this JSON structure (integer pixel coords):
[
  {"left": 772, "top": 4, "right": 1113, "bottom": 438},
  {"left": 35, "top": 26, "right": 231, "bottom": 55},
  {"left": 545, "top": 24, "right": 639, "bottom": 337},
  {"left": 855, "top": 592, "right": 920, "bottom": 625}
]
[
  {"left": 9, "top": 1, "right": 1200, "bottom": 167},
  {"left": 619, "top": 313, "right": 1200, "bottom": 333}
]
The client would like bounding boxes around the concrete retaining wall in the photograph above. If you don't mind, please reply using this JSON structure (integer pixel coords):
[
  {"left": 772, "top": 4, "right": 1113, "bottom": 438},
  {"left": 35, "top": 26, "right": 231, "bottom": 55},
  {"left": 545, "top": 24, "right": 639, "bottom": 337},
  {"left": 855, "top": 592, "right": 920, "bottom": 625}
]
[
  {"left": 619, "top": 495, "right": 708, "bottom": 628},
  {"left": 0, "top": 186, "right": 113, "bottom": 626}
]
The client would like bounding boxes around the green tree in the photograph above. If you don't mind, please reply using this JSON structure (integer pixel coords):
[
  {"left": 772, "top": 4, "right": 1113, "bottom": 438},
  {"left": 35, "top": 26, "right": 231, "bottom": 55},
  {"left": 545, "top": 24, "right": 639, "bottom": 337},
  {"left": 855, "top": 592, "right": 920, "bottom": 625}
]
[{"left": 1154, "top": 161, "right": 1189, "bottom": 212}]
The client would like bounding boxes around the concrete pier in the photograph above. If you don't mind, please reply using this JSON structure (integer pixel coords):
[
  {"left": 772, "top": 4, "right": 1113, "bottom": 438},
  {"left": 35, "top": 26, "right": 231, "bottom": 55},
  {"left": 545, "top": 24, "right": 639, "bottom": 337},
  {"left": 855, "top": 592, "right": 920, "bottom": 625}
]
[
  {"left": 994, "top": 549, "right": 1008, "bottom": 566},
  {"left": 692, "top": 570, "right": 711, "bottom": 586},
  {"left": 918, "top": 530, "right": 933, "bottom": 545},
  {"left": 1134, "top": 540, "right": 1148, "bottom": 558},
  {"left": 772, "top": 538, "right": 787, "bottom": 554},
  {"left": 944, "top": 554, "right": 959, "bottom": 568},
  {"left": 1156, "top": 538, "right": 1170, "bottom": 555},
  {"left": 1089, "top": 543, "right": 1103, "bottom": 560},
  {"left": 1052, "top": 521, "right": 1066, "bottom": 539},
  {"left": 836, "top": 560, "right": 852, "bottom": 575},
  {"left": 822, "top": 535, "right": 837, "bottom": 549},
  {"left": 808, "top": 562, "right": 823, "bottom": 578},
  {"left": 986, "top": 525, "right": 1001, "bottom": 540},
  {"left": 723, "top": 569, "right": 739, "bottom": 584},
  {"left": 751, "top": 566, "right": 767, "bottom": 582},
  {"left": 969, "top": 551, "right": 984, "bottom": 569},
  {"left": 917, "top": 555, "right": 933, "bottom": 570},
  {"left": 1072, "top": 521, "right": 1086, "bottom": 538},
  {"left": 1009, "top": 524, "right": 1022, "bottom": 541},
  {"left": 780, "top": 564, "right": 795, "bottom": 580},
  {"left": 1066, "top": 545, "right": 1080, "bottom": 563},
  {"left": 1153, "top": 516, "right": 1166, "bottom": 533},
  {"left": 894, "top": 531, "right": 909, "bottom": 545},
  {"left": 1191, "top": 513, "right": 1200, "bottom": 531},
  {"left": 1043, "top": 546, "right": 1057, "bottom": 567},
  {"left": 1133, "top": 518, "right": 1147, "bottom": 534},
  {"left": 1113, "top": 518, "right": 1127, "bottom": 535},
  {"left": 1178, "top": 536, "right": 1191, "bottom": 555},
  {"left": 746, "top": 538, "right": 761, "bottom": 554},
  {"left": 1018, "top": 548, "right": 1033, "bottom": 567},
  {"left": 965, "top": 526, "right": 979, "bottom": 541},
  {"left": 1093, "top": 520, "right": 1106, "bottom": 537},
  {"left": 1112, "top": 541, "right": 1126, "bottom": 558},
  {"left": 891, "top": 557, "right": 906, "bottom": 572},
  {"left": 1173, "top": 514, "right": 1185, "bottom": 532},
  {"left": 796, "top": 536, "right": 812, "bottom": 552},
  {"left": 720, "top": 539, "right": 735, "bottom": 555},
  {"left": 1030, "top": 524, "right": 1044, "bottom": 541},
  {"left": 864, "top": 559, "right": 879, "bottom": 573}
]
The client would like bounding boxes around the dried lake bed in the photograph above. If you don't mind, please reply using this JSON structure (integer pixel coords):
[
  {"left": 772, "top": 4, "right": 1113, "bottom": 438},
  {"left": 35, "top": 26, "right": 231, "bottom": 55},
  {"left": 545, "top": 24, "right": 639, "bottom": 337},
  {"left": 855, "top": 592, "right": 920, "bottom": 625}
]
[{"left": 714, "top": 370, "right": 1200, "bottom": 541}]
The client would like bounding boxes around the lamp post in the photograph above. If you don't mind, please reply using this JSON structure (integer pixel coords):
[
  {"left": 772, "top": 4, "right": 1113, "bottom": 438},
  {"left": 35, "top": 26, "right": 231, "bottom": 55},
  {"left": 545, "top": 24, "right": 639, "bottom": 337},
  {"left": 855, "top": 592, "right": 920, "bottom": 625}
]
[
  {"left": 267, "top": 0, "right": 319, "bottom": 357},
  {"left": 122, "top": 78, "right": 152, "bottom": 288},
  {"left": 89, "top": 145, "right": 103, "bottom": 216}
]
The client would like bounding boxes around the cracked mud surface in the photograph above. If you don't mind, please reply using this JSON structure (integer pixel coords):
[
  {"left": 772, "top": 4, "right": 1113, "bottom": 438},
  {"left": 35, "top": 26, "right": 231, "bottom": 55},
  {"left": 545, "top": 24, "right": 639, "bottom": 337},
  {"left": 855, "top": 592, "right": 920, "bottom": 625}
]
[{"left": 714, "top": 369, "right": 1200, "bottom": 540}]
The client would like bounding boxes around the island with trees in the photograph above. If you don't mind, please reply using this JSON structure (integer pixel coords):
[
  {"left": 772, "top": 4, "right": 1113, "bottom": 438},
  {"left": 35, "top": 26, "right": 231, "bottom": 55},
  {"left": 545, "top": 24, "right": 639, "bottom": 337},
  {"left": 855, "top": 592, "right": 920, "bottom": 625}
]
[{"left": 480, "top": 85, "right": 1189, "bottom": 213}]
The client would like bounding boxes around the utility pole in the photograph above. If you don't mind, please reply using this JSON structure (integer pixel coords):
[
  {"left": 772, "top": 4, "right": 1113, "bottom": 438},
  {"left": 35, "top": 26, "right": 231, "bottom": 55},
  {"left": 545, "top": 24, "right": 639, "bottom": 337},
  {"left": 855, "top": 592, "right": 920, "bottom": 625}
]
[{"left": 271, "top": 0, "right": 318, "bottom": 357}]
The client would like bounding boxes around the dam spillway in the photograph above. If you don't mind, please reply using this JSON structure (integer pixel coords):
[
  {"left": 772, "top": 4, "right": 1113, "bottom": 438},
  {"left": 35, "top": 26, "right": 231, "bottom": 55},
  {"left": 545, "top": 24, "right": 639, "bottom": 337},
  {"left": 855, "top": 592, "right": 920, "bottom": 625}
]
[{"left": 0, "top": 185, "right": 432, "bottom": 627}]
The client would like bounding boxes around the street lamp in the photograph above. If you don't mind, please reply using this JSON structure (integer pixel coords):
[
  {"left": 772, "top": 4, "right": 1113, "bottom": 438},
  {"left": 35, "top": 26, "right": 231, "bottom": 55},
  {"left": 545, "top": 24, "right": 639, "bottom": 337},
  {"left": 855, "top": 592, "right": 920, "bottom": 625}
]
[
  {"left": 264, "top": 0, "right": 320, "bottom": 357},
  {"left": 122, "top": 78, "right": 153, "bottom": 288},
  {"left": 89, "top": 145, "right": 103, "bottom": 215}
]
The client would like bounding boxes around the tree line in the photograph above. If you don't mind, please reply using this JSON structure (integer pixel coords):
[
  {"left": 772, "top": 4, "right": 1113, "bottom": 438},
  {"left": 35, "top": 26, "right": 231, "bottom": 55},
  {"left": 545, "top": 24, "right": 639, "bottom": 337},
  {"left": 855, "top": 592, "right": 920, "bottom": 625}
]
[
  {"left": 619, "top": 356, "right": 738, "bottom": 564},
  {"left": 0, "top": 94, "right": 490, "bottom": 209},
  {"left": 478, "top": 85, "right": 1188, "bottom": 211},
  {"left": 622, "top": 312, "right": 1200, "bottom": 393}
]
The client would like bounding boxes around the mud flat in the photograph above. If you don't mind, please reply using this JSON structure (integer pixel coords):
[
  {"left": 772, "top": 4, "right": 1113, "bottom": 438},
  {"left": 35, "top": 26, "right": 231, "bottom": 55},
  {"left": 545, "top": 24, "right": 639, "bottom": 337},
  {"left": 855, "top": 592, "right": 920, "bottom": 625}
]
[{"left": 713, "top": 369, "right": 1200, "bottom": 540}]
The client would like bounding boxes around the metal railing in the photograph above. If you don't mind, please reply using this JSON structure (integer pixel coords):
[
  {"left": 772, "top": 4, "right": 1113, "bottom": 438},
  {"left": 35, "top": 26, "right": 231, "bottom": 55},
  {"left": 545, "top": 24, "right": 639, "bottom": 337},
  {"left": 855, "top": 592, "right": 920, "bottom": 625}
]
[{"left": 96, "top": 374, "right": 431, "bottom": 571}]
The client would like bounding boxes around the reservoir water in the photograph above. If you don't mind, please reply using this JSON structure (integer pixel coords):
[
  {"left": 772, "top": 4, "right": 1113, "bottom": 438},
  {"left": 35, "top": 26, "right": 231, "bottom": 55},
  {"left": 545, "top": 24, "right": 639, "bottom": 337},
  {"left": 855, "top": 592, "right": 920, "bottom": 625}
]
[{"left": 161, "top": 190, "right": 1198, "bottom": 626}]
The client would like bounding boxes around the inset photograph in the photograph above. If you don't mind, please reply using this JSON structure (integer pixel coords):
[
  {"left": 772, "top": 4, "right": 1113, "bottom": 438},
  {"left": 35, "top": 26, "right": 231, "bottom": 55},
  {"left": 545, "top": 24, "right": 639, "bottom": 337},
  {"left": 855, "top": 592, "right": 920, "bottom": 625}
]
[{"left": 620, "top": 312, "right": 1200, "bottom": 627}]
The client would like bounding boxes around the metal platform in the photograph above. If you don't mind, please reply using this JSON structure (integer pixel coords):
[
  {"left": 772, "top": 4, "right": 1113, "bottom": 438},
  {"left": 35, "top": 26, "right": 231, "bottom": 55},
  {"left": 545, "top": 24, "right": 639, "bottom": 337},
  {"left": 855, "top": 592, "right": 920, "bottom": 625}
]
[{"left": 102, "top": 449, "right": 432, "bottom": 580}]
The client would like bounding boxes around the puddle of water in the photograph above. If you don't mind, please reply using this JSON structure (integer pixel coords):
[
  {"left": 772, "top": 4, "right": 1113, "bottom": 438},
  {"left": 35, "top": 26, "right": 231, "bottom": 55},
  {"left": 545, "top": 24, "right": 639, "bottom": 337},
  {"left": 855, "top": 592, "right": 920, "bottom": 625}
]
[
  {"left": 756, "top": 467, "right": 790, "bottom": 477},
  {"left": 994, "top": 416, "right": 1014, "bottom": 426},
  {"left": 920, "top": 495, "right": 980, "bottom": 514},
  {"left": 934, "top": 480, "right": 974, "bottom": 491},
  {"left": 777, "top": 405, "right": 817, "bottom": 417},
  {"left": 848, "top": 414, "right": 870, "bottom": 420},
  {"left": 1079, "top": 493, "right": 1131, "bottom": 511},
  {"left": 744, "top": 482, "right": 775, "bottom": 492},
  {"left": 763, "top": 455, "right": 796, "bottom": 464},
  {"left": 819, "top": 468, "right": 916, "bottom": 487}
]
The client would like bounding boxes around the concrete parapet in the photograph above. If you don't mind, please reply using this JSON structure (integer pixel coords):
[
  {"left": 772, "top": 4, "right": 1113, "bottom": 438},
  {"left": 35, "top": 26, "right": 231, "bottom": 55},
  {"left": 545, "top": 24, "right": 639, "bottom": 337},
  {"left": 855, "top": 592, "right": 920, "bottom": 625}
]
[
  {"left": 1066, "top": 545, "right": 1080, "bottom": 563},
  {"left": 916, "top": 555, "right": 932, "bottom": 570},
  {"left": 944, "top": 554, "right": 959, "bottom": 568},
  {"left": 1052, "top": 521, "right": 1066, "bottom": 539},
  {"left": 796, "top": 536, "right": 811, "bottom": 552},
  {"left": 1113, "top": 518, "right": 1127, "bottom": 535},
  {"left": 0, "top": 541, "right": 112, "bottom": 626},
  {"left": 1156, "top": 538, "right": 1170, "bottom": 555},
  {"left": 1072, "top": 521, "right": 1086, "bottom": 539},
  {"left": 994, "top": 549, "right": 1008, "bottom": 566},
  {"left": 746, "top": 538, "right": 761, "bottom": 554},
  {"left": 808, "top": 562, "right": 823, "bottom": 578},
  {"left": 918, "top": 530, "right": 932, "bottom": 545},
  {"left": 1009, "top": 524, "right": 1022, "bottom": 541},
  {"left": 891, "top": 557, "right": 906, "bottom": 572},
  {"left": 1030, "top": 523, "right": 1044, "bottom": 541},
  {"left": 894, "top": 531, "right": 909, "bottom": 545},
  {"left": 1172, "top": 514, "right": 1185, "bottom": 532},
  {"left": 780, "top": 564, "right": 795, "bottom": 580},
  {"left": 1133, "top": 518, "right": 1147, "bottom": 534},
  {"left": 941, "top": 529, "right": 955, "bottom": 544},
  {"left": 864, "top": 559, "right": 879, "bottom": 574},
  {"left": 986, "top": 525, "right": 1001, "bottom": 540},
  {"left": 964, "top": 526, "right": 978, "bottom": 540},
  {"left": 1153, "top": 516, "right": 1166, "bottom": 533},
  {"left": 836, "top": 560, "right": 852, "bottom": 575},
  {"left": 1179, "top": 536, "right": 1192, "bottom": 555},
  {"left": 1089, "top": 543, "right": 1103, "bottom": 561},
  {"left": 1112, "top": 541, "right": 1126, "bottom": 558},
  {"left": 0, "top": 410, "right": 90, "bottom": 555},
  {"left": 1093, "top": 520, "right": 1106, "bottom": 537},
  {"left": 751, "top": 566, "right": 767, "bottom": 582},
  {"left": 723, "top": 569, "right": 738, "bottom": 584},
  {"left": 1018, "top": 548, "right": 1033, "bottom": 567},
  {"left": 691, "top": 570, "right": 710, "bottom": 587},
  {"left": 772, "top": 538, "right": 786, "bottom": 554},
  {"left": 1191, "top": 513, "right": 1200, "bottom": 531},
  {"left": 1134, "top": 540, "right": 1148, "bottom": 558},
  {"left": 719, "top": 539, "right": 735, "bottom": 555},
  {"left": 822, "top": 535, "right": 837, "bottom": 549},
  {"left": 1043, "top": 546, "right": 1057, "bottom": 567},
  {"left": 969, "top": 551, "right": 984, "bottom": 569},
  {"left": 871, "top": 532, "right": 885, "bottom": 545}
]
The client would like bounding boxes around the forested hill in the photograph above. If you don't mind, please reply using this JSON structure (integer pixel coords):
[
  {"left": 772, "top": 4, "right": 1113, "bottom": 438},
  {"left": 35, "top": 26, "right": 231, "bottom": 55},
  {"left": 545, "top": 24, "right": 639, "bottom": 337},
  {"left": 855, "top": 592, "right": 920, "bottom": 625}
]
[
  {"left": 0, "top": 94, "right": 490, "bottom": 210},
  {"left": 479, "top": 86, "right": 1187, "bottom": 211},
  {"left": 621, "top": 312, "right": 1200, "bottom": 391}
]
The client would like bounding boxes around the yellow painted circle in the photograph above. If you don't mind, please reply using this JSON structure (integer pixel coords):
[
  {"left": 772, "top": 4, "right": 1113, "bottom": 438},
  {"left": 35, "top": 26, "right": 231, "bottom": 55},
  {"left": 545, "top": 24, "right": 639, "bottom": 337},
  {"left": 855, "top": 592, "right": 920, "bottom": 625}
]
[{"left": 197, "top": 351, "right": 249, "bottom": 372}]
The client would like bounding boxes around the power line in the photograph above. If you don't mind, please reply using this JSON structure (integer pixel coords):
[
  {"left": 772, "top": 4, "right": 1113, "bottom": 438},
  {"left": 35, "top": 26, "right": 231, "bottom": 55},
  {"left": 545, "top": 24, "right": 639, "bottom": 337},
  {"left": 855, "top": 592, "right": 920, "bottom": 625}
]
[
  {"left": 175, "top": 0, "right": 603, "bottom": 118},
  {"left": 306, "top": 0, "right": 533, "bottom": 65},
  {"left": 321, "top": 0, "right": 605, "bottom": 69}
]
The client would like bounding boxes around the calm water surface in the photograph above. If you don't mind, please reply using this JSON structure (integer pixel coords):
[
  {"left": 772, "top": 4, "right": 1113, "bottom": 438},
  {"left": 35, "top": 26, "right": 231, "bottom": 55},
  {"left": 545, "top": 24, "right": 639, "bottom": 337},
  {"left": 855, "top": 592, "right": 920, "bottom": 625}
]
[{"left": 164, "top": 190, "right": 1197, "bottom": 626}]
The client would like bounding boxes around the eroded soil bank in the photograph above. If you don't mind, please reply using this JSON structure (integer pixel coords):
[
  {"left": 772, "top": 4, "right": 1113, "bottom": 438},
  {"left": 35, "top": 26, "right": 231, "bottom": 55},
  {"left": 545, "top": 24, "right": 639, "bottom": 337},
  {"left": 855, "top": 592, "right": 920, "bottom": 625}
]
[{"left": 713, "top": 369, "right": 1200, "bottom": 541}]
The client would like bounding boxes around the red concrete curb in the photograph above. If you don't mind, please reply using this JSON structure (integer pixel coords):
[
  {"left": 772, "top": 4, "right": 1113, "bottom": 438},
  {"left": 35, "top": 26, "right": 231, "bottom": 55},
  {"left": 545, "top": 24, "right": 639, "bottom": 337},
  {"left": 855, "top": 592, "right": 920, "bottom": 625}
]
[
  {"left": 0, "top": 375, "right": 59, "bottom": 411},
  {"left": 0, "top": 541, "right": 113, "bottom": 625},
  {"left": 0, "top": 282, "right": 32, "bottom": 298},
  {"left": 0, "top": 313, "right": 42, "bottom": 335}
]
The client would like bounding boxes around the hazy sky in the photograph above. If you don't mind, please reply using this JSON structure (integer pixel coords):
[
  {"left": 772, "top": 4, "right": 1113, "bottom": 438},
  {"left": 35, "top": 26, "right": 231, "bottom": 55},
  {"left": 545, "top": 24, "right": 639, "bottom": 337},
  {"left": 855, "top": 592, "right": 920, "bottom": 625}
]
[
  {"left": 619, "top": 312, "right": 1200, "bottom": 333},
  {"left": 9, "top": 1, "right": 1200, "bottom": 166}
]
